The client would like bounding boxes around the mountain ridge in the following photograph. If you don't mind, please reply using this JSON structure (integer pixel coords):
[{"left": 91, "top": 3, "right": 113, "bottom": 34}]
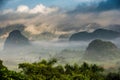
[{"left": 69, "top": 29, "right": 120, "bottom": 41}]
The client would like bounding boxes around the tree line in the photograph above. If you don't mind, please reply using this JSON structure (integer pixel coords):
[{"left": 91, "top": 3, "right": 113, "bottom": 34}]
[{"left": 0, "top": 59, "right": 120, "bottom": 80}]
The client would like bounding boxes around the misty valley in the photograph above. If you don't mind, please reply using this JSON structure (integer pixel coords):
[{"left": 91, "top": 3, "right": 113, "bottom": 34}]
[
  {"left": 0, "top": 28, "right": 120, "bottom": 71},
  {"left": 0, "top": 28, "right": 120, "bottom": 80},
  {"left": 1, "top": 0, "right": 120, "bottom": 79},
  {"left": 0, "top": 22, "right": 120, "bottom": 80},
  {"left": 0, "top": 25, "right": 120, "bottom": 80}
]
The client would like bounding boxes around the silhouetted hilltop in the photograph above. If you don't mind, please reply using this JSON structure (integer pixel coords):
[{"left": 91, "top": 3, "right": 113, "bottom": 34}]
[
  {"left": 70, "top": 29, "right": 120, "bottom": 41},
  {"left": 105, "top": 24, "right": 120, "bottom": 32},
  {"left": 59, "top": 34, "right": 71, "bottom": 40},
  {"left": 84, "top": 39, "right": 119, "bottom": 60},
  {"left": 4, "top": 30, "right": 30, "bottom": 50},
  {"left": 0, "top": 24, "right": 25, "bottom": 37}
]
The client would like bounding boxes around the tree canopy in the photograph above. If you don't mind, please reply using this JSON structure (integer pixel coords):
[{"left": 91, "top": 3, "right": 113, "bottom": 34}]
[{"left": 0, "top": 59, "right": 120, "bottom": 80}]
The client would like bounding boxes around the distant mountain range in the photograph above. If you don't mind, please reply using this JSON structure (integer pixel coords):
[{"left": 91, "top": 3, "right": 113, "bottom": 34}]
[
  {"left": 105, "top": 24, "right": 120, "bottom": 32},
  {"left": 79, "top": 23, "right": 102, "bottom": 32},
  {"left": 70, "top": 29, "right": 120, "bottom": 41},
  {"left": 0, "top": 23, "right": 120, "bottom": 41}
]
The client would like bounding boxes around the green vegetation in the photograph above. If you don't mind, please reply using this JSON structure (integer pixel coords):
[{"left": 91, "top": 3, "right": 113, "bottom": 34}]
[
  {"left": 0, "top": 60, "right": 27, "bottom": 80},
  {"left": 0, "top": 59, "right": 120, "bottom": 80}
]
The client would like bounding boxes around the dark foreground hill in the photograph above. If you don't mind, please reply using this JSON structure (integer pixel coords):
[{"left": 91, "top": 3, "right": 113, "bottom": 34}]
[
  {"left": 70, "top": 29, "right": 120, "bottom": 41},
  {"left": 4, "top": 30, "right": 30, "bottom": 50},
  {"left": 84, "top": 39, "right": 119, "bottom": 60}
]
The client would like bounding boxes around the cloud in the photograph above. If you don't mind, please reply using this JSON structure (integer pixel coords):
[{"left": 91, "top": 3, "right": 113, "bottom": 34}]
[
  {"left": 17, "top": 5, "right": 29, "bottom": 13},
  {"left": 68, "top": 0, "right": 120, "bottom": 14},
  {"left": 2, "top": 4, "right": 58, "bottom": 15},
  {"left": 24, "top": 25, "right": 41, "bottom": 35},
  {"left": 2, "top": 9, "right": 14, "bottom": 14},
  {"left": 0, "top": 10, "right": 120, "bottom": 34},
  {"left": 24, "top": 23, "right": 56, "bottom": 35},
  {"left": 28, "top": 4, "right": 58, "bottom": 14},
  {"left": 97, "top": 0, "right": 120, "bottom": 11},
  {"left": 0, "top": 4, "right": 120, "bottom": 36},
  {"left": 0, "top": 24, "right": 25, "bottom": 39}
]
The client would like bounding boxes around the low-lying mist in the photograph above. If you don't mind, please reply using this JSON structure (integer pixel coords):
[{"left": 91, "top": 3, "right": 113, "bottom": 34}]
[{"left": 0, "top": 38, "right": 120, "bottom": 70}]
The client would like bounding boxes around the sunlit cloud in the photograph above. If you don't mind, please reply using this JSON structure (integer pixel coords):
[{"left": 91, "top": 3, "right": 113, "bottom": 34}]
[{"left": 1, "top": 4, "right": 58, "bottom": 15}]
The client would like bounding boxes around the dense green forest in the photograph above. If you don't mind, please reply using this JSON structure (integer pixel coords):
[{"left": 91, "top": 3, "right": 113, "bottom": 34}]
[{"left": 0, "top": 59, "right": 120, "bottom": 80}]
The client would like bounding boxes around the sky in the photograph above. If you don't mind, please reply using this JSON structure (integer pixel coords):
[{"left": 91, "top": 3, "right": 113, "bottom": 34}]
[
  {"left": 1, "top": 0, "right": 102, "bottom": 10},
  {"left": 0, "top": 0, "right": 120, "bottom": 36}
]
